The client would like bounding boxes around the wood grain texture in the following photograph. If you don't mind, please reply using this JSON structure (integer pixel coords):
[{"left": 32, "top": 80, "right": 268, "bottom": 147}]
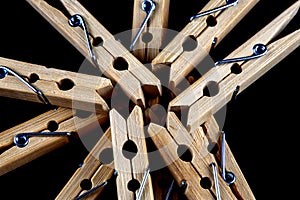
[
  {"left": 0, "top": 57, "right": 111, "bottom": 113},
  {"left": 187, "top": 28, "right": 300, "bottom": 133},
  {"left": 110, "top": 106, "right": 154, "bottom": 200},
  {"left": 56, "top": 128, "right": 113, "bottom": 200},
  {"left": 132, "top": 0, "right": 170, "bottom": 62},
  {"left": 0, "top": 107, "right": 108, "bottom": 176},
  {"left": 26, "top": 0, "right": 162, "bottom": 107},
  {"left": 167, "top": 112, "right": 237, "bottom": 199},
  {"left": 204, "top": 116, "right": 256, "bottom": 200},
  {"left": 168, "top": 0, "right": 259, "bottom": 88},
  {"left": 170, "top": 0, "right": 300, "bottom": 109},
  {"left": 148, "top": 123, "right": 214, "bottom": 200}
]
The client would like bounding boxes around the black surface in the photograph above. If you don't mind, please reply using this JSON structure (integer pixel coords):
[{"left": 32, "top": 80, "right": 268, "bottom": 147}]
[{"left": 0, "top": 0, "right": 299, "bottom": 199}]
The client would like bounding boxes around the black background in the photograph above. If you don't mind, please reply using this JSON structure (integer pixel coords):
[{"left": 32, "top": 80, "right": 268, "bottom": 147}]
[{"left": 0, "top": 0, "right": 299, "bottom": 199}]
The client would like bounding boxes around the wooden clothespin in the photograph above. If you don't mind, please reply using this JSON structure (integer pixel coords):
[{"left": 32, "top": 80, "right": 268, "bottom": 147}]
[
  {"left": 131, "top": 0, "right": 170, "bottom": 62},
  {"left": 0, "top": 107, "right": 107, "bottom": 176},
  {"left": 169, "top": 1, "right": 300, "bottom": 133},
  {"left": 26, "top": 0, "right": 162, "bottom": 107},
  {"left": 148, "top": 112, "right": 240, "bottom": 200},
  {"left": 0, "top": 57, "right": 112, "bottom": 113},
  {"left": 110, "top": 106, "right": 154, "bottom": 200},
  {"left": 56, "top": 128, "right": 115, "bottom": 200},
  {"left": 152, "top": 0, "right": 259, "bottom": 88},
  {"left": 204, "top": 115, "right": 256, "bottom": 199}
]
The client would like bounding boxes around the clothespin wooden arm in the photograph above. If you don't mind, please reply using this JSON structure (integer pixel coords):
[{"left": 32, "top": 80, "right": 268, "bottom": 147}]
[
  {"left": 0, "top": 57, "right": 111, "bottom": 113},
  {"left": 166, "top": 112, "right": 237, "bottom": 199},
  {"left": 204, "top": 116, "right": 256, "bottom": 200},
  {"left": 27, "top": 0, "right": 162, "bottom": 107},
  {"left": 167, "top": 0, "right": 260, "bottom": 88},
  {"left": 132, "top": 0, "right": 170, "bottom": 62},
  {"left": 0, "top": 107, "right": 108, "bottom": 176},
  {"left": 110, "top": 106, "right": 154, "bottom": 200},
  {"left": 56, "top": 128, "right": 114, "bottom": 200},
  {"left": 169, "top": 1, "right": 300, "bottom": 118},
  {"left": 152, "top": 0, "right": 258, "bottom": 70},
  {"left": 187, "top": 28, "right": 300, "bottom": 133},
  {"left": 152, "top": 0, "right": 225, "bottom": 65},
  {"left": 60, "top": 0, "right": 162, "bottom": 95},
  {"left": 148, "top": 123, "right": 214, "bottom": 200}
]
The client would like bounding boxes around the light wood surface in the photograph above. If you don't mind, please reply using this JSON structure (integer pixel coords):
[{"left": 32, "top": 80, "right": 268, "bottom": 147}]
[
  {"left": 152, "top": 0, "right": 258, "bottom": 87},
  {"left": 26, "top": 0, "right": 162, "bottom": 107},
  {"left": 148, "top": 123, "right": 214, "bottom": 200},
  {"left": 204, "top": 116, "right": 256, "bottom": 200},
  {"left": 168, "top": 1, "right": 300, "bottom": 132},
  {"left": 56, "top": 128, "right": 114, "bottom": 200},
  {"left": 187, "top": 28, "right": 300, "bottom": 133},
  {"left": 0, "top": 57, "right": 111, "bottom": 113},
  {"left": 0, "top": 107, "right": 108, "bottom": 176},
  {"left": 132, "top": 0, "right": 170, "bottom": 62},
  {"left": 110, "top": 106, "right": 154, "bottom": 200}
]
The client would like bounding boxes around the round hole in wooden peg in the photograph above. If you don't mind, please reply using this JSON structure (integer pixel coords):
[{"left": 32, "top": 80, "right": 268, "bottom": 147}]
[
  {"left": 206, "top": 15, "right": 217, "bottom": 27},
  {"left": 182, "top": 35, "right": 198, "bottom": 52},
  {"left": 99, "top": 148, "right": 114, "bottom": 164},
  {"left": 203, "top": 81, "right": 219, "bottom": 97},
  {"left": 80, "top": 179, "right": 93, "bottom": 190},
  {"left": 122, "top": 140, "right": 138, "bottom": 160},
  {"left": 142, "top": 32, "right": 153, "bottom": 43},
  {"left": 28, "top": 73, "right": 40, "bottom": 83},
  {"left": 200, "top": 177, "right": 212, "bottom": 189},
  {"left": 57, "top": 78, "right": 75, "bottom": 91},
  {"left": 47, "top": 120, "right": 59, "bottom": 132},
  {"left": 113, "top": 57, "right": 128, "bottom": 71},
  {"left": 92, "top": 36, "right": 103, "bottom": 47},
  {"left": 127, "top": 179, "right": 140, "bottom": 192},
  {"left": 177, "top": 145, "right": 193, "bottom": 162},
  {"left": 231, "top": 63, "right": 242, "bottom": 74}
]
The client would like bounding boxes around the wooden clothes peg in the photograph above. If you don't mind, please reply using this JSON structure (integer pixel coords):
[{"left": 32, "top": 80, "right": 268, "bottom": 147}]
[
  {"left": 131, "top": 0, "right": 170, "bottom": 62},
  {"left": 152, "top": 0, "right": 259, "bottom": 88},
  {"left": 56, "top": 128, "right": 115, "bottom": 200},
  {"left": 168, "top": 1, "right": 300, "bottom": 133},
  {"left": 0, "top": 107, "right": 107, "bottom": 176},
  {"left": 203, "top": 116, "right": 255, "bottom": 200},
  {"left": 110, "top": 106, "right": 154, "bottom": 200},
  {"left": 26, "top": 0, "right": 162, "bottom": 107},
  {"left": 148, "top": 113, "right": 237, "bottom": 199},
  {"left": 0, "top": 57, "right": 112, "bottom": 113}
]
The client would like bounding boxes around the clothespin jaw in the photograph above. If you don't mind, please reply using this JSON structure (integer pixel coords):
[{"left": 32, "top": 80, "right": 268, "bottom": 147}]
[
  {"left": 110, "top": 106, "right": 154, "bottom": 200},
  {"left": 131, "top": 0, "right": 170, "bottom": 62},
  {"left": 152, "top": 0, "right": 259, "bottom": 88},
  {"left": 0, "top": 107, "right": 108, "bottom": 176},
  {"left": 26, "top": 0, "right": 162, "bottom": 108},
  {"left": 148, "top": 111, "right": 250, "bottom": 199},
  {"left": 169, "top": 1, "right": 300, "bottom": 133},
  {"left": 56, "top": 128, "right": 115, "bottom": 200},
  {"left": 0, "top": 57, "right": 112, "bottom": 113}
]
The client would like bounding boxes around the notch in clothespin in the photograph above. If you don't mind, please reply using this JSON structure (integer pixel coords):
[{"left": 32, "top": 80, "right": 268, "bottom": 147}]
[
  {"left": 110, "top": 105, "right": 154, "bottom": 200},
  {"left": 148, "top": 112, "right": 240, "bottom": 200},
  {"left": 0, "top": 107, "right": 108, "bottom": 176},
  {"left": 26, "top": 0, "right": 162, "bottom": 108},
  {"left": 56, "top": 128, "right": 115, "bottom": 200},
  {"left": 0, "top": 57, "right": 112, "bottom": 113},
  {"left": 152, "top": 0, "right": 259, "bottom": 88},
  {"left": 131, "top": 0, "right": 170, "bottom": 62},
  {"left": 169, "top": 1, "right": 300, "bottom": 133}
]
